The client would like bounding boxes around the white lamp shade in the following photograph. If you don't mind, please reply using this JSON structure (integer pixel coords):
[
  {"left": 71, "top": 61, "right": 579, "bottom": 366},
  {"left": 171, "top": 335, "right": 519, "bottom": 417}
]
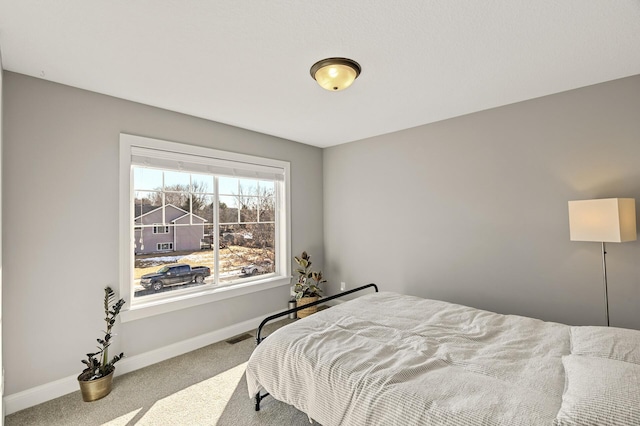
[{"left": 568, "top": 198, "right": 637, "bottom": 242}]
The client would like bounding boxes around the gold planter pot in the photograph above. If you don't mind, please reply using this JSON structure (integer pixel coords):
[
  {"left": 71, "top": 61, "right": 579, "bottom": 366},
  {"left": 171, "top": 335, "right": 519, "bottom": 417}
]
[
  {"left": 78, "top": 369, "right": 114, "bottom": 402},
  {"left": 297, "top": 296, "right": 319, "bottom": 318}
]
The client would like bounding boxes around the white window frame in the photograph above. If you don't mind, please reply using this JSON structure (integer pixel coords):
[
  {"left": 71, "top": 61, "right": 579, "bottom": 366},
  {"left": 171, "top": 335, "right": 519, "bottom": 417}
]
[{"left": 119, "top": 134, "right": 291, "bottom": 322}]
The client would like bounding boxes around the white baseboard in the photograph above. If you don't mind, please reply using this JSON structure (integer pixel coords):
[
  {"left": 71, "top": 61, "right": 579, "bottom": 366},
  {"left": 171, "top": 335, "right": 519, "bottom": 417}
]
[{"left": 3, "top": 309, "right": 281, "bottom": 416}]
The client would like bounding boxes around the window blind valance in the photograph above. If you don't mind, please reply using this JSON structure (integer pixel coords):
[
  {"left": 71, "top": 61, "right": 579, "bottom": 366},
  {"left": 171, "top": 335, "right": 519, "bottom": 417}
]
[{"left": 130, "top": 146, "right": 285, "bottom": 182}]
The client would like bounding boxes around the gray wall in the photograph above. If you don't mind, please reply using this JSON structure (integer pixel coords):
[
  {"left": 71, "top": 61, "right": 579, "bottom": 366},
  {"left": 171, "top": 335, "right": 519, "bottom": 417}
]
[
  {"left": 2, "top": 72, "right": 324, "bottom": 395},
  {"left": 3, "top": 69, "right": 640, "bottom": 397},
  {"left": 324, "top": 74, "right": 640, "bottom": 330}
]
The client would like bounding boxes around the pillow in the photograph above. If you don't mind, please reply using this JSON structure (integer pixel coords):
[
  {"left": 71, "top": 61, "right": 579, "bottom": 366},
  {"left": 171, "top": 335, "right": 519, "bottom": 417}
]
[
  {"left": 571, "top": 326, "right": 640, "bottom": 364},
  {"left": 554, "top": 355, "right": 640, "bottom": 426}
]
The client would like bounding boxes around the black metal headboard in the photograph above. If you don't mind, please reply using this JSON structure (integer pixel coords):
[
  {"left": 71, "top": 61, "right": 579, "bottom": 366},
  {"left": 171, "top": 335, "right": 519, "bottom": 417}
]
[
  {"left": 255, "top": 283, "right": 378, "bottom": 345},
  {"left": 252, "top": 283, "right": 378, "bottom": 411}
]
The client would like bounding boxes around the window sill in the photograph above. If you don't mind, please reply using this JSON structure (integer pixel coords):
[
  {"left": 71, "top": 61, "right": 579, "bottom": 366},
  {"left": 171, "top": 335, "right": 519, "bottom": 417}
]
[{"left": 120, "top": 275, "right": 292, "bottom": 322}]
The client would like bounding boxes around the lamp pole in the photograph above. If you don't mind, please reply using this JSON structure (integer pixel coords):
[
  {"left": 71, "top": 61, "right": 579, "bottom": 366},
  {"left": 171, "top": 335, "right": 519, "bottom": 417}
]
[{"left": 601, "top": 242, "right": 610, "bottom": 327}]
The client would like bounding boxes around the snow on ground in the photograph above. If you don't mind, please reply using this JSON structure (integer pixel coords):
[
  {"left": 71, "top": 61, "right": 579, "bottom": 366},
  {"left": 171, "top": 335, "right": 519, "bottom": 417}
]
[{"left": 137, "top": 252, "right": 214, "bottom": 267}]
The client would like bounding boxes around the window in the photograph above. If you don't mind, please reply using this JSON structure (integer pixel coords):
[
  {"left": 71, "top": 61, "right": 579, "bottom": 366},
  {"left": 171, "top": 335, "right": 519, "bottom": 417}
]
[
  {"left": 153, "top": 225, "right": 169, "bottom": 234},
  {"left": 120, "top": 134, "right": 291, "bottom": 320},
  {"left": 157, "top": 242, "right": 173, "bottom": 251}
]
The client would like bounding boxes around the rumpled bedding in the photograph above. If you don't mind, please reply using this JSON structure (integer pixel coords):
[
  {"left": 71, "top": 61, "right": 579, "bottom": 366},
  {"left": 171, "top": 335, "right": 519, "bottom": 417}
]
[{"left": 247, "top": 292, "right": 572, "bottom": 425}]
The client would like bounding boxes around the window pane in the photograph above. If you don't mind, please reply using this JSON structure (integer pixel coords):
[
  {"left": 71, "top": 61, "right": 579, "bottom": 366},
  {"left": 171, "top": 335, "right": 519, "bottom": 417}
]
[
  {"left": 134, "top": 191, "right": 162, "bottom": 222},
  {"left": 191, "top": 174, "right": 214, "bottom": 194},
  {"left": 134, "top": 223, "right": 214, "bottom": 299},
  {"left": 219, "top": 195, "right": 239, "bottom": 223},
  {"left": 239, "top": 179, "right": 259, "bottom": 196},
  {"left": 163, "top": 192, "right": 190, "bottom": 213},
  {"left": 218, "top": 224, "right": 275, "bottom": 285},
  {"left": 240, "top": 197, "right": 258, "bottom": 223},
  {"left": 134, "top": 168, "right": 163, "bottom": 191},
  {"left": 246, "top": 223, "right": 276, "bottom": 250},
  {"left": 202, "top": 223, "right": 215, "bottom": 250},
  {"left": 219, "top": 177, "right": 238, "bottom": 195},
  {"left": 193, "top": 194, "right": 214, "bottom": 223},
  {"left": 164, "top": 170, "right": 190, "bottom": 189},
  {"left": 259, "top": 180, "right": 274, "bottom": 194},
  {"left": 259, "top": 196, "right": 275, "bottom": 222},
  {"left": 220, "top": 224, "right": 249, "bottom": 248}
]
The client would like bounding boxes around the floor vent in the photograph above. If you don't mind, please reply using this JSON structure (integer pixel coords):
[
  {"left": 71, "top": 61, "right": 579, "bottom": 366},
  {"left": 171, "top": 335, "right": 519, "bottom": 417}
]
[{"left": 225, "top": 333, "right": 253, "bottom": 344}]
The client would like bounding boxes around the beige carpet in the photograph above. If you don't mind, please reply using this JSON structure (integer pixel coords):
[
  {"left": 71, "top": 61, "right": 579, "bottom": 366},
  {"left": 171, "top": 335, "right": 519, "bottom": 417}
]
[{"left": 6, "top": 320, "right": 316, "bottom": 426}]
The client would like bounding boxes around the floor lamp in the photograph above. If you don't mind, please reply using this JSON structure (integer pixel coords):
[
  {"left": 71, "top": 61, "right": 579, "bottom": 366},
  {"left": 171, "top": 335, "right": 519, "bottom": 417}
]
[{"left": 568, "top": 198, "right": 637, "bottom": 326}]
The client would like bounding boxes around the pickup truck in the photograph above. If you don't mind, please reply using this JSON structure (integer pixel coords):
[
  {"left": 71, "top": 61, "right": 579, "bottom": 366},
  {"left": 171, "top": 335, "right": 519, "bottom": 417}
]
[{"left": 140, "top": 263, "right": 211, "bottom": 292}]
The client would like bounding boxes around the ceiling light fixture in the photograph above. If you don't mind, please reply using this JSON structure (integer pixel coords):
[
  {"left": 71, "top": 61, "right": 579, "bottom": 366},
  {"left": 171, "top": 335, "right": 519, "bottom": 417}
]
[{"left": 310, "top": 57, "right": 361, "bottom": 91}]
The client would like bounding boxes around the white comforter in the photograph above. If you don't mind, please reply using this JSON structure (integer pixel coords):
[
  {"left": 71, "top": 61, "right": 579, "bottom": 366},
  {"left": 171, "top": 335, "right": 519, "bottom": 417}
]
[{"left": 246, "top": 292, "right": 571, "bottom": 425}]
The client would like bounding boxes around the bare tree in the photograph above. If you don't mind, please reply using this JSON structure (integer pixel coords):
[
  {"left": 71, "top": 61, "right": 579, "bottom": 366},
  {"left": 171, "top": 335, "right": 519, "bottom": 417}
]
[{"left": 147, "top": 182, "right": 211, "bottom": 216}]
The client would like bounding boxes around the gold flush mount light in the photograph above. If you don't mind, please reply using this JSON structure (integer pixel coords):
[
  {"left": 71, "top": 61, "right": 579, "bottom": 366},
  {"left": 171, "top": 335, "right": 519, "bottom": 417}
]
[{"left": 310, "top": 57, "right": 361, "bottom": 91}]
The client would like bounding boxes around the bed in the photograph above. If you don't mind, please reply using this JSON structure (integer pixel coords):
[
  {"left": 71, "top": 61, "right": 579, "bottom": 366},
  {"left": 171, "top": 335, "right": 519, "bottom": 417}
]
[{"left": 246, "top": 287, "right": 640, "bottom": 426}]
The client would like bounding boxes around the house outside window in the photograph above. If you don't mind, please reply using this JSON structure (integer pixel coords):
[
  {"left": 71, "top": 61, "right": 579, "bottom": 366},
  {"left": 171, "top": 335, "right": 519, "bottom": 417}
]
[{"left": 120, "top": 134, "right": 291, "bottom": 321}]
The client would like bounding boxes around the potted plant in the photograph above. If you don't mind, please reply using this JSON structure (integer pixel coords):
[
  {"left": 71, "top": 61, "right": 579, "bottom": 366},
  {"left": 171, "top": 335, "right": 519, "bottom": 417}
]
[
  {"left": 77, "top": 287, "right": 125, "bottom": 402},
  {"left": 293, "top": 251, "right": 326, "bottom": 318}
]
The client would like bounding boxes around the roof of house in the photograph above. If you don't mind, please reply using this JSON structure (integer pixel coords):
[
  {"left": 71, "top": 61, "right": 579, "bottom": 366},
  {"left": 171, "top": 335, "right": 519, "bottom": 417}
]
[{"left": 134, "top": 204, "right": 208, "bottom": 223}]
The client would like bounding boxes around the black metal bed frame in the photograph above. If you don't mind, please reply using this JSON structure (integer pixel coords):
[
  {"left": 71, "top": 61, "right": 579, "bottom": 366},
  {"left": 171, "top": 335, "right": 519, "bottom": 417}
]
[{"left": 253, "top": 283, "right": 379, "bottom": 411}]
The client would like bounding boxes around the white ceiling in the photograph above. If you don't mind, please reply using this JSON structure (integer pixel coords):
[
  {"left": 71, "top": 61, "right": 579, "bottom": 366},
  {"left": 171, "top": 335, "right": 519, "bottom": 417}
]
[{"left": 1, "top": 1, "right": 639, "bottom": 148}]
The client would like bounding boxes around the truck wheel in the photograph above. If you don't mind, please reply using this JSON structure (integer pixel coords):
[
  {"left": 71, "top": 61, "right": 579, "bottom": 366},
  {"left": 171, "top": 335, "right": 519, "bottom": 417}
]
[
  {"left": 151, "top": 281, "right": 163, "bottom": 292},
  {"left": 195, "top": 275, "right": 204, "bottom": 283}
]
